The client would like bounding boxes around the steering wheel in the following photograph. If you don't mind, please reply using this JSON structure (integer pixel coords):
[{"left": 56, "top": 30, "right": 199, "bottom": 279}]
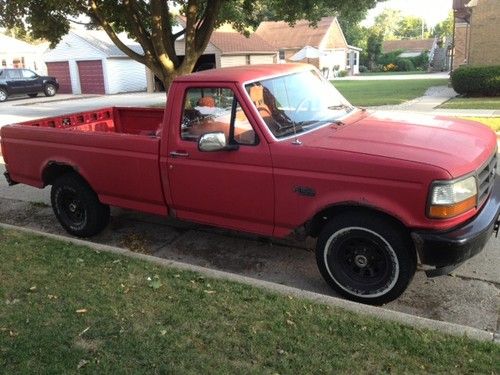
[{"left": 293, "top": 97, "right": 313, "bottom": 116}]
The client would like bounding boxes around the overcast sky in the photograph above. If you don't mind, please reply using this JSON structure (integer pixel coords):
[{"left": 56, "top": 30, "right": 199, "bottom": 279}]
[{"left": 363, "top": 0, "right": 453, "bottom": 27}]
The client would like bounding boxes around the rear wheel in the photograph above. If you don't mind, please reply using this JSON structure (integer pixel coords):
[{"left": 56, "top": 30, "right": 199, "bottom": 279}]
[
  {"left": 0, "top": 88, "right": 8, "bottom": 102},
  {"left": 28, "top": 93, "right": 38, "bottom": 98},
  {"left": 316, "top": 211, "right": 416, "bottom": 305},
  {"left": 51, "top": 173, "right": 110, "bottom": 237},
  {"left": 44, "top": 83, "right": 57, "bottom": 97}
]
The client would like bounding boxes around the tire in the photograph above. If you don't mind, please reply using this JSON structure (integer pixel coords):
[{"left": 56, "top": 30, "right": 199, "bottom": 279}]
[
  {"left": 51, "top": 173, "right": 110, "bottom": 237},
  {"left": 28, "top": 93, "right": 38, "bottom": 98},
  {"left": 0, "top": 88, "right": 8, "bottom": 102},
  {"left": 316, "top": 211, "right": 416, "bottom": 305},
  {"left": 44, "top": 83, "right": 57, "bottom": 97}
]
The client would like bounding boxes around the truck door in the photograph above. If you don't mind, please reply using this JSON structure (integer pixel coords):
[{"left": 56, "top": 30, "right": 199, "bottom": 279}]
[
  {"left": 5, "top": 69, "right": 24, "bottom": 94},
  {"left": 21, "top": 69, "right": 43, "bottom": 92},
  {"left": 165, "top": 84, "right": 275, "bottom": 236}
]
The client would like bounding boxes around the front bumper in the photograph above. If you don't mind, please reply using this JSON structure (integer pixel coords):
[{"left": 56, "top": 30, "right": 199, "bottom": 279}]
[{"left": 412, "top": 179, "right": 500, "bottom": 277}]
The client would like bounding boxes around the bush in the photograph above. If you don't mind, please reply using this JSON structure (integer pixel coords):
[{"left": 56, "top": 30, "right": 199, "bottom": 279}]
[
  {"left": 337, "top": 70, "right": 349, "bottom": 77},
  {"left": 396, "top": 58, "right": 415, "bottom": 71},
  {"left": 411, "top": 52, "right": 429, "bottom": 70},
  {"left": 377, "top": 50, "right": 404, "bottom": 67},
  {"left": 383, "top": 63, "right": 397, "bottom": 72},
  {"left": 451, "top": 65, "right": 500, "bottom": 96},
  {"left": 359, "top": 65, "right": 368, "bottom": 73}
]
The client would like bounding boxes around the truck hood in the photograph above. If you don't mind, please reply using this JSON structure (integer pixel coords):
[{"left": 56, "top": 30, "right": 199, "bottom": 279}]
[{"left": 300, "top": 111, "right": 497, "bottom": 177}]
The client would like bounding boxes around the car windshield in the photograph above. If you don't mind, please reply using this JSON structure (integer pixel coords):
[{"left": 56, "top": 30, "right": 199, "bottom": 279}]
[{"left": 245, "top": 69, "right": 354, "bottom": 139}]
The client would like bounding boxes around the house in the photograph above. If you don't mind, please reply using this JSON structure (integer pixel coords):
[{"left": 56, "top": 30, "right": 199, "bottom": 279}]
[
  {"left": 255, "top": 17, "right": 361, "bottom": 76},
  {"left": 44, "top": 29, "right": 148, "bottom": 94},
  {"left": 382, "top": 38, "right": 436, "bottom": 57},
  {"left": 452, "top": 0, "right": 500, "bottom": 70},
  {"left": 0, "top": 33, "right": 47, "bottom": 74}
]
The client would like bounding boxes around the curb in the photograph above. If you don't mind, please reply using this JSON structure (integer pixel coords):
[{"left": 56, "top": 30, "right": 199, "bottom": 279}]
[{"left": 0, "top": 222, "right": 497, "bottom": 344}]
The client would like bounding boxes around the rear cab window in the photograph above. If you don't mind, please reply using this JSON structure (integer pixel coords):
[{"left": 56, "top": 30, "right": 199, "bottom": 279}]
[{"left": 181, "top": 87, "right": 258, "bottom": 146}]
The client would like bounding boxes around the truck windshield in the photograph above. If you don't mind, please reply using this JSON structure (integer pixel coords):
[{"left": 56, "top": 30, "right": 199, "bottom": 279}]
[{"left": 245, "top": 70, "right": 353, "bottom": 139}]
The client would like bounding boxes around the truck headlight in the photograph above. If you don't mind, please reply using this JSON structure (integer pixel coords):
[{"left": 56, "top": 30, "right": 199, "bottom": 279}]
[{"left": 428, "top": 176, "right": 477, "bottom": 219}]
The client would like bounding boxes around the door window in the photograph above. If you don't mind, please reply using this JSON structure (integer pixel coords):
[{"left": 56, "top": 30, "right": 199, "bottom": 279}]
[
  {"left": 22, "top": 70, "right": 38, "bottom": 79},
  {"left": 181, "top": 87, "right": 257, "bottom": 145},
  {"left": 6, "top": 70, "right": 22, "bottom": 79}
]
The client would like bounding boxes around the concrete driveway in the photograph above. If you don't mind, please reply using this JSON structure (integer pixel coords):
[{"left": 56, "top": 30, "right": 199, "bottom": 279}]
[
  {"left": 0, "top": 160, "right": 498, "bottom": 335},
  {"left": 0, "top": 92, "right": 166, "bottom": 127}
]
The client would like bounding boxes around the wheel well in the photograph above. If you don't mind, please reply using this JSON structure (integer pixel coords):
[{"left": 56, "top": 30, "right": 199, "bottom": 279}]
[
  {"left": 307, "top": 204, "right": 410, "bottom": 239},
  {"left": 42, "top": 163, "right": 77, "bottom": 186}
]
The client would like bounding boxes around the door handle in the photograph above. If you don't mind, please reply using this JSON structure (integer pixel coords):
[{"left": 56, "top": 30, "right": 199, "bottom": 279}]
[{"left": 169, "top": 151, "right": 190, "bottom": 158}]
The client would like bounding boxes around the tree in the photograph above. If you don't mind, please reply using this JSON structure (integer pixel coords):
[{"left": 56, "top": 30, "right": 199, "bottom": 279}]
[
  {"left": 366, "top": 29, "right": 383, "bottom": 70},
  {"left": 394, "top": 16, "right": 427, "bottom": 39},
  {"left": 432, "top": 11, "right": 453, "bottom": 38},
  {"left": 0, "top": 0, "right": 382, "bottom": 90},
  {"left": 373, "top": 8, "right": 402, "bottom": 39}
]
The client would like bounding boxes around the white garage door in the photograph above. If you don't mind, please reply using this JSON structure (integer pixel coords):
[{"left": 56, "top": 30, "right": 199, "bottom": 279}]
[
  {"left": 220, "top": 55, "right": 247, "bottom": 68},
  {"left": 250, "top": 55, "right": 275, "bottom": 64}
]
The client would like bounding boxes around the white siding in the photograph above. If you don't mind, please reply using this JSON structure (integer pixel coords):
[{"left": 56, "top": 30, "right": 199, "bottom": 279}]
[
  {"left": 105, "top": 58, "right": 147, "bottom": 94},
  {"left": 44, "top": 32, "right": 106, "bottom": 94},
  {"left": 220, "top": 55, "right": 246, "bottom": 68},
  {"left": 249, "top": 54, "right": 275, "bottom": 64}
]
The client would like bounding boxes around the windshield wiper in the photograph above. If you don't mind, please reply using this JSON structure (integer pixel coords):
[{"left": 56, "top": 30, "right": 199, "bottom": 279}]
[{"left": 328, "top": 104, "right": 354, "bottom": 112}]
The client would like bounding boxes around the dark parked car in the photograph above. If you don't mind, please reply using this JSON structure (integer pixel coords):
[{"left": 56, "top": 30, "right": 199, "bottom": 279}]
[{"left": 0, "top": 68, "right": 59, "bottom": 102}]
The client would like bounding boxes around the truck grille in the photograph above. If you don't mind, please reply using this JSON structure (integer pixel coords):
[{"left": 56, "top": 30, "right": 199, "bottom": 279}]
[{"left": 477, "top": 152, "right": 497, "bottom": 205}]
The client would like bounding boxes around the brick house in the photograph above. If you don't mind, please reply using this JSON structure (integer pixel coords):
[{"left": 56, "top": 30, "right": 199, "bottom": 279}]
[
  {"left": 452, "top": 0, "right": 500, "bottom": 69},
  {"left": 256, "top": 17, "right": 361, "bottom": 76}
]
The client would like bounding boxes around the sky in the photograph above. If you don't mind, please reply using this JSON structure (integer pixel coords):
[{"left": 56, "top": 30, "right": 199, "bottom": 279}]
[{"left": 362, "top": 0, "right": 453, "bottom": 27}]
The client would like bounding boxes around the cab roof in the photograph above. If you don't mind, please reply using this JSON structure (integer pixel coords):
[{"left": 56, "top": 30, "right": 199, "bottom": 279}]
[{"left": 174, "top": 63, "right": 311, "bottom": 84}]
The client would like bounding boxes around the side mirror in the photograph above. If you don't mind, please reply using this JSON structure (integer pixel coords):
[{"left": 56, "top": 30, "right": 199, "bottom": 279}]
[{"left": 198, "top": 132, "right": 239, "bottom": 152}]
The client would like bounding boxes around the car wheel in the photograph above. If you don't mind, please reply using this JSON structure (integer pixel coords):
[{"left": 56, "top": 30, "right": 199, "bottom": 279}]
[
  {"left": 44, "top": 83, "right": 57, "bottom": 97},
  {"left": 316, "top": 211, "right": 416, "bottom": 305},
  {"left": 0, "top": 88, "right": 8, "bottom": 102},
  {"left": 51, "top": 173, "right": 110, "bottom": 237},
  {"left": 28, "top": 93, "right": 38, "bottom": 98}
]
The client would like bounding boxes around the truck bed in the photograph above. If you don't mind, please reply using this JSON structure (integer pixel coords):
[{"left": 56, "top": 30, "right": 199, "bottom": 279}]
[
  {"left": 15, "top": 107, "right": 164, "bottom": 136},
  {"left": 1, "top": 107, "right": 168, "bottom": 216}
]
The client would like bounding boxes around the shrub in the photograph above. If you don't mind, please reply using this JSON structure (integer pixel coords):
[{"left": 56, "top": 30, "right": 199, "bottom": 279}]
[
  {"left": 377, "top": 50, "right": 404, "bottom": 67},
  {"left": 359, "top": 65, "right": 368, "bottom": 73},
  {"left": 383, "top": 63, "right": 397, "bottom": 72},
  {"left": 410, "top": 52, "right": 429, "bottom": 70},
  {"left": 451, "top": 65, "right": 500, "bottom": 96},
  {"left": 337, "top": 70, "right": 349, "bottom": 77},
  {"left": 396, "top": 58, "right": 415, "bottom": 72}
]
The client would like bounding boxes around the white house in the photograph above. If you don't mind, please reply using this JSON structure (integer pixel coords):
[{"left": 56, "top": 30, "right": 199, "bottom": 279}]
[
  {"left": 44, "top": 29, "right": 148, "bottom": 94},
  {"left": 0, "top": 33, "right": 47, "bottom": 74}
]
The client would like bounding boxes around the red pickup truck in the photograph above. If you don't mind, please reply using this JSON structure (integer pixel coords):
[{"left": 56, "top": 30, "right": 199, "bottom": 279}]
[{"left": 1, "top": 64, "right": 498, "bottom": 304}]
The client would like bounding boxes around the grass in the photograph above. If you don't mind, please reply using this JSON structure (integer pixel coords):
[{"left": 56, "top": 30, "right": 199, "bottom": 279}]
[
  {"left": 459, "top": 117, "right": 500, "bottom": 132},
  {"left": 332, "top": 79, "right": 449, "bottom": 107},
  {"left": 1, "top": 228, "right": 498, "bottom": 374},
  {"left": 439, "top": 97, "right": 500, "bottom": 110},
  {"left": 358, "top": 71, "right": 428, "bottom": 76}
]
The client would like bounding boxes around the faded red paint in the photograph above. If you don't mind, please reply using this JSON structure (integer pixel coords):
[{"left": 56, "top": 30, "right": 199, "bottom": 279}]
[
  {"left": 77, "top": 60, "right": 105, "bottom": 94},
  {"left": 46, "top": 62, "right": 72, "bottom": 94}
]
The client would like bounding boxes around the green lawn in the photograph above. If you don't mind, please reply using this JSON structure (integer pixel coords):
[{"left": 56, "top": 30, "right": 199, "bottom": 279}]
[
  {"left": 1, "top": 229, "right": 498, "bottom": 374},
  {"left": 358, "top": 71, "right": 428, "bottom": 76},
  {"left": 459, "top": 117, "right": 500, "bottom": 132},
  {"left": 439, "top": 97, "right": 500, "bottom": 110},
  {"left": 332, "top": 79, "right": 449, "bottom": 107}
]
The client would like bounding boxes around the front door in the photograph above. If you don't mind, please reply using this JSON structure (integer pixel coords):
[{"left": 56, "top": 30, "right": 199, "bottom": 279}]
[{"left": 166, "top": 84, "right": 275, "bottom": 236}]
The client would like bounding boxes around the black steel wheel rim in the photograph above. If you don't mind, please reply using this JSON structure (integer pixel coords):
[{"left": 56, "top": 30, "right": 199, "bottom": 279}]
[
  {"left": 58, "top": 188, "right": 86, "bottom": 227},
  {"left": 327, "top": 229, "right": 396, "bottom": 295}
]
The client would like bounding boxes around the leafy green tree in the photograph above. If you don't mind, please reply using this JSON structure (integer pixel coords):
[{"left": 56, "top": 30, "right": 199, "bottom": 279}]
[
  {"left": 0, "top": 0, "right": 382, "bottom": 89},
  {"left": 432, "top": 11, "right": 453, "bottom": 37},
  {"left": 395, "top": 16, "right": 427, "bottom": 39},
  {"left": 366, "top": 30, "right": 383, "bottom": 70},
  {"left": 373, "top": 8, "right": 402, "bottom": 39}
]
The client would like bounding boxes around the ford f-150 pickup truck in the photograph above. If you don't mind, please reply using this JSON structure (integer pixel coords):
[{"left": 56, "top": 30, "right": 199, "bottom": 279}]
[{"left": 1, "top": 64, "right": 498, "bottom": 305}]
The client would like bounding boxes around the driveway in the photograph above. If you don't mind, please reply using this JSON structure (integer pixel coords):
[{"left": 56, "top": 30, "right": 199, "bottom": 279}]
[
  {"left": 0, "top": 160, "right": 498, "bottom": 335},
  {"left": 0, "top": 92, "right": 166, "bottom": 127}
]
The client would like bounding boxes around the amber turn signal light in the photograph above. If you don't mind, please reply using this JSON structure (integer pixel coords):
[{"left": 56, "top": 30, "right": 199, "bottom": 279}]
[{"left": 429, "top": 195, "right": 477, "bottom": 219}]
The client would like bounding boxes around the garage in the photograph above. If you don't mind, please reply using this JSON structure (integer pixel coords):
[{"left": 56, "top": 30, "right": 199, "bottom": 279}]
[
  {"left": 46, "top": 62, "right": 72, "bottom": 93},
  {"left": 77, "top": 60, "right": 105, "bottom": 94}
]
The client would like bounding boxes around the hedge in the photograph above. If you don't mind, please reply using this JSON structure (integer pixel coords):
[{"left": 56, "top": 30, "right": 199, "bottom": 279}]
[{"left": 451, "top": 65, "right": 500, "bottom": 96}]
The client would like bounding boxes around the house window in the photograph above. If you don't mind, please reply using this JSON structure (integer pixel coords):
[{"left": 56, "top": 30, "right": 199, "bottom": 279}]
[
  {"left": 279, "top": 49, "right": 285, "bottom": 60},
  {"left": 353, "top": 52, "right": 358, "bottom": 66},
  {"left": 1, "top": 59, "right": 6, "bottom": 67},
  {"left": 346, "top": 52, "right": 350, "bottom": 67},
  {"left": 246, "top": 55, "right": 251, "bottom": 65}
]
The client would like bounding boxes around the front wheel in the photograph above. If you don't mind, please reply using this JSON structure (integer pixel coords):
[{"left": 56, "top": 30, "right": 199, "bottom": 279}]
[
  {"left": 316, "top": 212, "right": 416, "bottom": 305},
  {"left": 0, "top": 88, "right": 8, "bottom": 102},
  {"left": 44, "top": 83, "right": 57, "bottom": 97},
  {"left": 51, "top": 173, "right": 110, "bottom": 237}
]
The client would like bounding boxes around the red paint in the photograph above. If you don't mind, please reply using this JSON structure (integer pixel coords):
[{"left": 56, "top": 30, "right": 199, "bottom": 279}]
[
  {"left": 77, "top": 60, "right": 105, "bottom": 94},
  {"left": 46, "top": 62, "right": 72, "bottom": 94},
  {"left": 0, "top": 64, "right": 497, "bottom": 239}
]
